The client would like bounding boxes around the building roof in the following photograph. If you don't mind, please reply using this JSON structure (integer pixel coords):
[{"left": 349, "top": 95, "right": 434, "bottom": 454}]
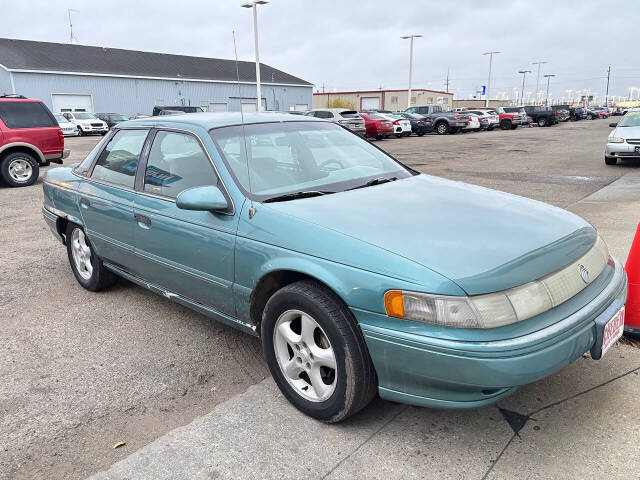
[
  {"left": 0, "top": 37, "right": 312, "bottom": 86},
  {"left": 313, "top": 88, "right": 451, "bottom": 96}
]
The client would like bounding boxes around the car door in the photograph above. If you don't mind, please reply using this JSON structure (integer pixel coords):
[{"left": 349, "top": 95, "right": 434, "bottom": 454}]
[
  {"left": 79, "top": 128, "right": 150, "bottom": 268},
  {"left": 132, "top": 129, "right": 238, "bottom": 317}
]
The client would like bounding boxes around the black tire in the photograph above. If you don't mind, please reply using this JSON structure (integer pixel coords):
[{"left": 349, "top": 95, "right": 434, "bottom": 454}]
[
  {"left": 375, "top": 135, "right": 383, "bottom": 140},
  {"left": 417, "top": 132, "right": 425, "bottom": 137},
  {"left": 449, "top": 127, "right": 460, "bottom": 134},
  {"left": 261, "top": 280, "right": 377, "bottom": 423},
  {"left": 487, "top": 126, "right": 495, "bottom": 131},
  {"left": 65, "top": 223, "right": 117, "bottom": 291},
  {"left": 435, "top": 121, "right": 448, "bottom": 135},
  {"left": 605, "top": 156, "right": 617, "bottom": 166},
  {"left": 500, "top": 119, "right": 512, "bottom": 130},
  {"left": 395, "top": 133, "right": 402, "bottom": 138},
  {"left": 510, "top": 124, "right": 519, "bottom": 130},
  {"left": 0, "top": 151, "right": 39, "bottom": 187}
]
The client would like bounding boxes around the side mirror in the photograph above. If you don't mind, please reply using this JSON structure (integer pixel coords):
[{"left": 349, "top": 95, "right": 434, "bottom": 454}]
[
  {"left": 176, "top": 185, "right": 229, "bottom": 212},
  {"left": 609, "top": 122, "right": 618, "bottom": 127}
]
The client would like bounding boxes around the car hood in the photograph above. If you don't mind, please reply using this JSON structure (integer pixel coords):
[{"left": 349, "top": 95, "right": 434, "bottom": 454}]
[
  {"left": 611, "top": 125, "right": 640, "bottom": 139},
  {"left": 266, "top": 175, "right": 596, "bottom": 295}
]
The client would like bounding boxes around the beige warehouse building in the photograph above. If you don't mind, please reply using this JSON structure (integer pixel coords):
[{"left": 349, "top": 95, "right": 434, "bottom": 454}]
[{"left": 312, "top": 88, "right": 453, "bottom": 111}]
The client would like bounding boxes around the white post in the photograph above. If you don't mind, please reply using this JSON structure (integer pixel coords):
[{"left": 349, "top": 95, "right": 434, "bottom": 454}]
[
  {"left": 407, "top": 36, "right": 414, "bottom": 108},
  {"left": 486, "top": 54, "right": 493, "bottom": 107},
  {"left": 252, "top": 5, "right": 262, "bottom": 112}
]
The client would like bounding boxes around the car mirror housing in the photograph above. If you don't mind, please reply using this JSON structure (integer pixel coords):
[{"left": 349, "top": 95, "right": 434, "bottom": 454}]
[
  {"left": 609, "top": 122, "right": 618, "bottom": 128},
  {"left": 176, "top": 185, "right": 229, "bottom": 212}
]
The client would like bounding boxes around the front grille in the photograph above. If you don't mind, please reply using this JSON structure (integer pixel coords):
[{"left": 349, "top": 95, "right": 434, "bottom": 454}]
[
  {"left": 90, "top": 123, "right": 103, "bottom": 127},
  {"left": 625, "top": 139, "right": 640, "bottom": 144}
]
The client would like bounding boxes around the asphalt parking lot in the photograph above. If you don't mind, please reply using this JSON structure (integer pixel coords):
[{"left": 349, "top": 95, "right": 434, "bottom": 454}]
[{"left": 2, "top": 120, "right": 640, "bottom": 480}]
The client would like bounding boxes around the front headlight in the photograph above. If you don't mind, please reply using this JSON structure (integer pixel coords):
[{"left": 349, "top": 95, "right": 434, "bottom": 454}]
[
  {"left": 385, "top": 236, "right": 610, "bottom": 329},
  {"left": 608, "top": 137, "right": 624, "bottom": 143}
]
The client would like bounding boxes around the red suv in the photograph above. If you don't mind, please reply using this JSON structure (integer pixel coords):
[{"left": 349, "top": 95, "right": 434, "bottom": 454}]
[{"left": 0, "top": 95, "right": 69, "bottom": 187}]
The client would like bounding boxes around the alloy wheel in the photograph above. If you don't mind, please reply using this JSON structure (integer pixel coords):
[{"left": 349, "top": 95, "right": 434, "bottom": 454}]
[
  {"left": 8, "top": 158, "right": 33, "bottom": 183},
  {"left": 273, "top": 309, "right": 337, "bottom": 402},
  {"left": 71, "top": 229, "right": 93, "bottom": 280}
]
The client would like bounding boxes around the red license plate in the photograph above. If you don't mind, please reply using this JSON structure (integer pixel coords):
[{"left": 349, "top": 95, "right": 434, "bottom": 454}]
[{"left": 601, "top": 306, "right": 625, "bottom": 357}]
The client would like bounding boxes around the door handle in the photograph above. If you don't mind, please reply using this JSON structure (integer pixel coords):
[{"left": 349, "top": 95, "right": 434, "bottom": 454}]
[
  {"left": 80, "top": 197, "right": 90, "bottom": 208},
  {"left": 134, "top": 213, "right": 151, "bottom": 228}
]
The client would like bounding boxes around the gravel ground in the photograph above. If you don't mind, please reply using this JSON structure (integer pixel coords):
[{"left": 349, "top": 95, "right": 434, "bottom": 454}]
[{"left": 0, "top": 119, "right": 636, "bottom": 479}]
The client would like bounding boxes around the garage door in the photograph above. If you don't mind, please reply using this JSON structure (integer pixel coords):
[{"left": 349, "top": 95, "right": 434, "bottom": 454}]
[
  {"left": 361, "top": 97, "right": 380, "bottom": 110},
  {"left": 209, "top": 103, "right": 228, "bottom": 112},
  {"left": 51, "top": 94, "right": 93, "bottom": 113}
]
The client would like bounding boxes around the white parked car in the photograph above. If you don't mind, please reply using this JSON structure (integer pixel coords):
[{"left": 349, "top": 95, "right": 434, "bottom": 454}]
[
  {"left": 469, "top": 109, "right": 499, "bottom": 130},
  {"left": 60, "top": 112, "right": 108, "bottom": 136},
  {"left": 377, "top": 113, "right": 412, "bottom": 137},
  {"left": 54, "top": 113, "right": 79, "bottom": 137},
  {"left": 462, "top": 113, "right": 481, "bottom": 132}
]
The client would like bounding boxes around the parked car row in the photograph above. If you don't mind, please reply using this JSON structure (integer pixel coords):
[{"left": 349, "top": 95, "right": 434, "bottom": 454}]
[{"left": 306, "top": 104, "right": 542, "bottom": 140}]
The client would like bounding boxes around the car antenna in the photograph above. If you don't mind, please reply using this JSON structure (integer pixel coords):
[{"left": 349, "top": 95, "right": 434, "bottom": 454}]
[{"left": 233, "top": 30, "right": 256, "bottom": 220}]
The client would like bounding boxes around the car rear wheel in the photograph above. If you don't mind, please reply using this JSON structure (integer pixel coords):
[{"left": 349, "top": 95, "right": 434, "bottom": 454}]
[
  {"left": 417, "top": 132, "right": 425, "bottom": 136},
  {"left": 537, "top": 118, "right": 546, "bottom": 127},
  {"left": 261, "top": 280, "right": 377, "bottom": 423},
  {"left": 66, "top": 223, "right": 117, "bottom": 291},
  {"left": 395, "top": 133, "right": 402, "bottom": 138},
  {"left": 500, "top": 119, "right": 512, "bottom": 130},
  {"left": 435, "top": 121, "right": 448, "bottom": 135},
  {"left": 0, "top": 151, "right": 39, "bottom": 187},
  {"left": 375, "top": 135, "right": 383, "bottom": 140},
  {"left": 605, "top": 156, "right": 617, "bottom": 166}
]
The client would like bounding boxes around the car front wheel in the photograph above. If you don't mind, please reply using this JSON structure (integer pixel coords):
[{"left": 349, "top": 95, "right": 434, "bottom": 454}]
[
  {"left": 0, "top": 151, "right": 39, "bottom": 187},
  {"left": 605, "top": 156, "right": 617, "bottom": 166},
  {"left": 261, "top": 280, "right": 377, "bottom": 423},
  {"left": 66, "top": 223, "right": 117, "bottom": 291}
]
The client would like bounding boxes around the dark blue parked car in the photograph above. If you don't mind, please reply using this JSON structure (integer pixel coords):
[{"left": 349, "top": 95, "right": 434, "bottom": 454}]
[{"left": 397, "top": 112, "right": 431, "bottom": 136}]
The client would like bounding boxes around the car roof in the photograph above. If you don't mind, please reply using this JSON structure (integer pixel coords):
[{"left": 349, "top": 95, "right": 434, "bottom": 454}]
[
  {"left": 0, "top": 97, "right": 42, "bottom": 102},
  {"left": 117, "top": 112, "right": 322, "bottom": 130}
]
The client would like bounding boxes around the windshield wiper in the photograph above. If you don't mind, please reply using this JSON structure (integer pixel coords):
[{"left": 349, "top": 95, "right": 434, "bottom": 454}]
[
  {"left": 346, "top": 176, "right": 397, "bottom": 191},
  {"left": 263, "top": 190, "right": 332, "bottom": 203}
]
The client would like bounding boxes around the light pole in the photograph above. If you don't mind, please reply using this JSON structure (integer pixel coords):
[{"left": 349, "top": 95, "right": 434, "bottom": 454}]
[
  {"left": 401, "top": 34, "right": 422, "bottom": 108},
  {"left": 483, "top": 51, "right": 500, "bottom": 107},
  {"left": 544, "top": 74, "right": 555, "bottom": 106},
  {"left": 518, "top": 70, "right": 531, "bottom": 106},
  {"left": 532, "top": 61, "right": 548, "bottom": 105},
  {"left": 241, "top": 0, "right": 268, "bottom": 112}
]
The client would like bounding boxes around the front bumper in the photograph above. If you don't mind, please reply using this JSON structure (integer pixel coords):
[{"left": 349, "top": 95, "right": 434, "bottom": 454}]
[
  {"left": 606, "top": 142, "right": 640, "bottom": 159},
  {"left": 80, "top": 125, "right": 109, "bottom": 133},
  {"left": 354, "top": 257, "right": 627, "bottom": 409}
]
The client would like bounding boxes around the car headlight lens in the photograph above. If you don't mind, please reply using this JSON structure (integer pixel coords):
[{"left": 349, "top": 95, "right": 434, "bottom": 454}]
[
  {"left": 608, "top": 137, "right": 624, "bottom": 143},
  {"left": 385, "top": 236, "right": 610, "bottom": 329}
]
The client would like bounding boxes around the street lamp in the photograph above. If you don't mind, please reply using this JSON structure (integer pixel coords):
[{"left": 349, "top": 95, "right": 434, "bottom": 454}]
[
  {"left": 241, "top": 0, "right": 269, "bottom": 112},
  {"left": 544, "top": 74, "right": 555, "bottom": 106},
  {"left": 532, "top": 61, "right": 548, "bottom": 105},
  {"left": 518, "top": 70, "right": 532, "bottom": 106},
  {"left": 401, "top": 34, "right": 422, "bottom": 108},
  {"left": 483, "top": 51, "right": 500, "bottom": 107}
]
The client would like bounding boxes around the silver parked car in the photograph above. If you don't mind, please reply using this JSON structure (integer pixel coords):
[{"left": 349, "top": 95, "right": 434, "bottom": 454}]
[
  {"left": 605, "top": 112, "right": 640, "bottom": 165},
  {"left": 305, "top": 109, "right": 366, "bottom": 135}
]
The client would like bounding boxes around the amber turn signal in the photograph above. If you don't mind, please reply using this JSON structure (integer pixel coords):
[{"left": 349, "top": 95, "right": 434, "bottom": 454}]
[{"left": 384, "top": 290, "right": 404, "bottom": 318}]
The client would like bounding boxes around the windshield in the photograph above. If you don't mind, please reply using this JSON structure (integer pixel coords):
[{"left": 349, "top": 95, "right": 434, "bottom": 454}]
[
  {"left": 618, "top": 112, "right": 640, "bottom": 127},
  {"left": 210, "top": 121, "right": 412, "bottom": 201},
  {"left": 74, "top": 113, "right": 97, "bottom": 120},
  {"left": 110, "top": 115, "right": 129, "bottom": 121},
  {"left": 54, "top": 114, "right": 66, "bottom": 123}
]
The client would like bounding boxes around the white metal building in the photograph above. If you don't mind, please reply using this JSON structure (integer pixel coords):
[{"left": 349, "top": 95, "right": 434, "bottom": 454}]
[{"left": 0, "top": 38, "right": 313, "bottom": 116}]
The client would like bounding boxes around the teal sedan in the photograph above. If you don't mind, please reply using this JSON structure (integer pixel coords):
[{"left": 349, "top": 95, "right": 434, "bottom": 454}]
[{"left": 42, "top": 113, "right": 628, "bottom": 422}]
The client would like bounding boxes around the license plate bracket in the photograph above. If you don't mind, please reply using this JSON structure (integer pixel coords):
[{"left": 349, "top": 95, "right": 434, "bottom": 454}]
[{"left": 590, "top": 300, "right": 625, "bottom": 360}]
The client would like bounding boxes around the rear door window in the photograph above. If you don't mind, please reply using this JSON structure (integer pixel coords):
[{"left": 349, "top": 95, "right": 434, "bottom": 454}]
[
  {"left": 91, "top": 129, "right": 149, "bottom": 188},
  {"left": 0, "top": 101, "right": 57, "bottom": 128}
]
